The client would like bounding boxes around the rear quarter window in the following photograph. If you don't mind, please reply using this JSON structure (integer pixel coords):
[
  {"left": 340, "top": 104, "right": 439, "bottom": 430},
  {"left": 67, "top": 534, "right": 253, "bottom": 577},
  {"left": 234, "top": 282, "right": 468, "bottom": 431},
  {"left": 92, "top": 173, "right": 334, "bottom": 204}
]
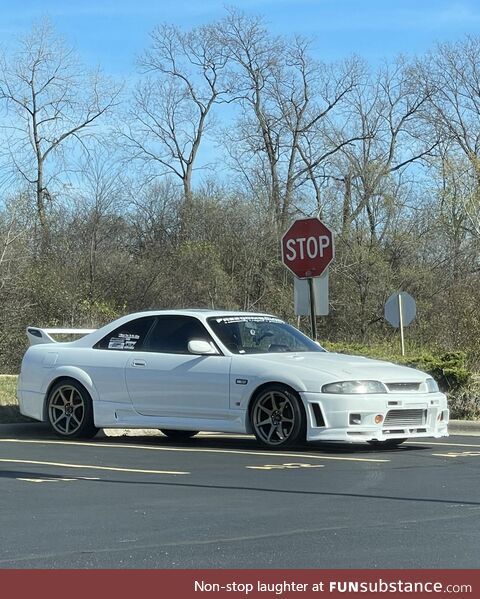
[{"left": 94, "top": 316, "right": 155, "bottom": 351}]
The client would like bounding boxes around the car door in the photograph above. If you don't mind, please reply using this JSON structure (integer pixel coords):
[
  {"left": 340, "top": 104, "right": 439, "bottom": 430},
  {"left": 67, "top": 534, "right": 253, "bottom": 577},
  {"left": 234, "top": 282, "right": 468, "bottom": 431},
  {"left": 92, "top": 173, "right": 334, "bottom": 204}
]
[
  {"left": 89, "top": 315, "right": 156, "bottom": 404},
  {"left": 125, "top": 315, "right": 231, "bottom": 419}
]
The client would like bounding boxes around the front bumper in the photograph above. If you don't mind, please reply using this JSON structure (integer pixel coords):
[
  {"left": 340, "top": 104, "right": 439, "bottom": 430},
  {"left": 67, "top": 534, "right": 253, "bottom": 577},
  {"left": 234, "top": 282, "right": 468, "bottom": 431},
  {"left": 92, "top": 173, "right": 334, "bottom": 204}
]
[{"left": 301, "top": 391, "right": 449, "bottom": 442}]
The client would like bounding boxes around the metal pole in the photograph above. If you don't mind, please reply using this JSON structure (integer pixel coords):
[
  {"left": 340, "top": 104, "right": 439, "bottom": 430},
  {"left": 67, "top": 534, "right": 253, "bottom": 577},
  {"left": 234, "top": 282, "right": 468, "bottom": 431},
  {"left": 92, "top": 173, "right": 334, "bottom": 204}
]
[
  {"left": 308, "top": 277, "right": 317, "bottom": 340},
  {"left": 398, "top": 293, "right": 405, "bottom": 356}
]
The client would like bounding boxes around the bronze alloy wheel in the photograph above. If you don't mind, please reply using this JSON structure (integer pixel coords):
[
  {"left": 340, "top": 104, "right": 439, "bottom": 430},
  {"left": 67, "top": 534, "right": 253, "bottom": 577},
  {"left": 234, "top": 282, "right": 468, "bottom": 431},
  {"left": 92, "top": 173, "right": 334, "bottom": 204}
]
[
  {"left": 251, "top": 385, "right": 305, "bottom": 448},
  {"left": 47, "top": 379, "right": 98, "bottom": 438}
]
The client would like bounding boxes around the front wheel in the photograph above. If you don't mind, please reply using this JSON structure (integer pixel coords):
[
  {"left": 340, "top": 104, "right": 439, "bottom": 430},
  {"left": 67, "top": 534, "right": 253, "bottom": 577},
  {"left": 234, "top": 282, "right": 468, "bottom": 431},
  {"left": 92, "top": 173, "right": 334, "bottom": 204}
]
[
  {"left": 160, "top": 429, "right": 198, "bottom": 440},
  {"left": 250, "top": 384, "right": 306, "bottom": 449},
  {"left": 47, "top": 379, "right": 98, "bottom": 439},
  {"left": 367, "top": 438, "right": 406, "bottom": 449}
]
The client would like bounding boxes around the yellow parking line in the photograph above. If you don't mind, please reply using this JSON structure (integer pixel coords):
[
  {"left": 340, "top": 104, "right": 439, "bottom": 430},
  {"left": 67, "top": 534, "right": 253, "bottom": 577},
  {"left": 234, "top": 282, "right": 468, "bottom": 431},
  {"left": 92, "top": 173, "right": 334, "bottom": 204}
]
[
  {"left": 0, "top": 438, "right": 389, "bottom": 463},
  {"left": 0, "top": 458, "right": 188, "bottom": 475},
  {"left": 17, "top": 478, "right": 72, "bottom": 483},
  {"left": 406, "top": 441, "right": 480, "bottom": 448},
  {"left": 246, "top": 463, "right": 325, "bottom": 470},
  {"left": 16, "top": 476, "right": 100, "bottom": 483},
  {"left": 431, "top": 451, "right": 480, "bottom": 458}
]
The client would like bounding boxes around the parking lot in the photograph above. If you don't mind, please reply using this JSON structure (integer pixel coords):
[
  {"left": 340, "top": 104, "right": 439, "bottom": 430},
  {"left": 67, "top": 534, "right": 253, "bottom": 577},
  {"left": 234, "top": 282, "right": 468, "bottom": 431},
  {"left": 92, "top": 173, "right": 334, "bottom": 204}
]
[{"left": 1, "top": 423, "right": 479, "bottom": 568}]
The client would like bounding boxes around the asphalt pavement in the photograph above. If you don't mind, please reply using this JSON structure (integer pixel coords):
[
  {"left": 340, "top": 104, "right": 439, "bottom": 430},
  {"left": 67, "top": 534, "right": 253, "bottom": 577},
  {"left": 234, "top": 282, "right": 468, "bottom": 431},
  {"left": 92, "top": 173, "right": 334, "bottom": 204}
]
[{"left": 1, "top": 423, "right": 479, "bottom": 568}]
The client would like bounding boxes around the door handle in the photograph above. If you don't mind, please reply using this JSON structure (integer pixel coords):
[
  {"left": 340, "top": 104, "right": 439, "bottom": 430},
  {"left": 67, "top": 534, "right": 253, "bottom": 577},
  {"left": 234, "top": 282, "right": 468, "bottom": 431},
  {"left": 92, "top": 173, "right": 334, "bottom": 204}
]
[{"left": 132, "top": 359, "right": 146, "bottom": 367}]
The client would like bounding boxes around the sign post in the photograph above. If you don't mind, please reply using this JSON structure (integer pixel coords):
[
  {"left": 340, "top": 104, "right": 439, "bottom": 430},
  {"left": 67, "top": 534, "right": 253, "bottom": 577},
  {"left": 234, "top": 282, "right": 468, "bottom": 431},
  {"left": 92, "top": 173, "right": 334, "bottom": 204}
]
[
  {"left": 281, "top": 217, "right": 334, "bottom": 339},
  {"left": 384, "top": 291, "right": 416, "bottom": 356},
  {"left": 398, "top": 293, "right": 405, "bottom": 356},
  {"left": 307, "top": 278, "right": 317, "bottom": 339}
]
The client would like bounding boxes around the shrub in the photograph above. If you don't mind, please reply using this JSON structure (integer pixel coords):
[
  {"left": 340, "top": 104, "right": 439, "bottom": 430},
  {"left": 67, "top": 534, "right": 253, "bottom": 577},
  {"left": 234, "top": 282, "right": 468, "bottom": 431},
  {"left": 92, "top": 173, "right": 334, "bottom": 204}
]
[
  {"left": 447, "top": 382, "right": 480, "bottom": 420},
  {"left": 404, "top": 351, "right": 471, "bottom": 392}
]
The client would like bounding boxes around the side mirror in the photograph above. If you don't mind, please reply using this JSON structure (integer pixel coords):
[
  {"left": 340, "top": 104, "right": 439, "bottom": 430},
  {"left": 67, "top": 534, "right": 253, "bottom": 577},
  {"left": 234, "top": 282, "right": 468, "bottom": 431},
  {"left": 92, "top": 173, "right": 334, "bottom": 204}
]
[{"left": 188, "top": 339, "right": 219, "bottom": 355}]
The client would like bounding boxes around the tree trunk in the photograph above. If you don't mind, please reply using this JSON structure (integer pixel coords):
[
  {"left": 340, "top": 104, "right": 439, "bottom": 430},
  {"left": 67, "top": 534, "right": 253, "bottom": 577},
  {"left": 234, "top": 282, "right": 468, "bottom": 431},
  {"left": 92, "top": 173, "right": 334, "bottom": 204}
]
[
  {"left": 36, "top": 159, "right": 49, "bottom": 254},
  {"left": 341, "top": 173, "right": 352, "bottom": 236}
]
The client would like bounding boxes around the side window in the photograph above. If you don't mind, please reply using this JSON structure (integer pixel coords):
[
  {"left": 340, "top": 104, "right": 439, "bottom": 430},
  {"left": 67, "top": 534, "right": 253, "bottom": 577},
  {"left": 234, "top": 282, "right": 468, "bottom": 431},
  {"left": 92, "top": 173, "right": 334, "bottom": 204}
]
[
  {"left": 144, "top": 316, "right": 214, "bottom": 354},
  {"left": 94, "top": 316, "right": 155, "bottom": 351}
]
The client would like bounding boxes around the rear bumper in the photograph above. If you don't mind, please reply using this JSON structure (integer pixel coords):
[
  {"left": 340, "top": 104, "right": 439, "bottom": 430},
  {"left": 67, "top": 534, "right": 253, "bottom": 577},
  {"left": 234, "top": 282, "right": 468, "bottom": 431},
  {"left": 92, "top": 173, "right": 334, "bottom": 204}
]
[
  {"left": 16, "top": 388, "right": 45, "bottom": 421},
  {"left": 301, "top": 391, "right": 449, "bottom": 442}
]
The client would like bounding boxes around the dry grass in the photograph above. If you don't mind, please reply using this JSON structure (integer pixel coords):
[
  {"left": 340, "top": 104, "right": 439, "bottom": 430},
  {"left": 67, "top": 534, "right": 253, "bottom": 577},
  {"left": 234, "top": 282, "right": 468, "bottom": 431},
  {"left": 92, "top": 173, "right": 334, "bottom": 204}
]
[
  {"left": 0, "top": 375, "right": 18, "bottom": 406},
  {"left": 0, "top": 374, "right": 33, "bottom": 423}
]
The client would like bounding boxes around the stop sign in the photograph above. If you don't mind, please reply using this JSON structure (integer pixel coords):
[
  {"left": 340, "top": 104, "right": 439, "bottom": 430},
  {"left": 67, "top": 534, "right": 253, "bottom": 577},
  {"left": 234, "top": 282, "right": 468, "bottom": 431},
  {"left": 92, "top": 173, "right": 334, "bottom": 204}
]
[{"left": 281, "top": 217, "right": 334, "bottom": 279}]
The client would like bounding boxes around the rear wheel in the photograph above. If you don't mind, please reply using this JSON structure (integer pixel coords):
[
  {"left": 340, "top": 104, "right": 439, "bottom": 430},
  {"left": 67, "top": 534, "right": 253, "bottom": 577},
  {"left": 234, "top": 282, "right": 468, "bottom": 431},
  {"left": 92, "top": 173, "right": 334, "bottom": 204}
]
[
  {"left": 160, "top": 429, "right": 198, "bottom": 440},
  {"left": 250, "top": 384, "right": 305, "bottom": 449},
  {"left": 367, "top": 438, "right": 406, "bottom": 449},
  {"left": 47, "top": 379, "right": 98, "bottom": 439}
]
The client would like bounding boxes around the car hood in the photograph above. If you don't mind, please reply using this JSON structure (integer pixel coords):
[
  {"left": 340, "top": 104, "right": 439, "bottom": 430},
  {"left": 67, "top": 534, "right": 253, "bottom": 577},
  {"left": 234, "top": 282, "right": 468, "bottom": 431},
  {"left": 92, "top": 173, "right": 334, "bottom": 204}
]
[{"left": 241, "top": 351, "right": 426, "bottom": 383}]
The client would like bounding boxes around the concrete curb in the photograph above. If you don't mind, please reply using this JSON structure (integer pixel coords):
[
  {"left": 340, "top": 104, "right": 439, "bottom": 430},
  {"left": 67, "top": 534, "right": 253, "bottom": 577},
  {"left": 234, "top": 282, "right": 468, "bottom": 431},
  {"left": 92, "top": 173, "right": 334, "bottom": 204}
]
[{"left": 448, "top": 419, "right": 480, "bottom": 436}]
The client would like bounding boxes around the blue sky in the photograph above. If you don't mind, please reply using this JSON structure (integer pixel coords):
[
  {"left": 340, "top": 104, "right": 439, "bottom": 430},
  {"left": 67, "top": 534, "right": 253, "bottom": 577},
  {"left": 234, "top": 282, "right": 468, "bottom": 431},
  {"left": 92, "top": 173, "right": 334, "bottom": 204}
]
[{"left": 2, "top": 1, "right": 480, "bottom": 74}]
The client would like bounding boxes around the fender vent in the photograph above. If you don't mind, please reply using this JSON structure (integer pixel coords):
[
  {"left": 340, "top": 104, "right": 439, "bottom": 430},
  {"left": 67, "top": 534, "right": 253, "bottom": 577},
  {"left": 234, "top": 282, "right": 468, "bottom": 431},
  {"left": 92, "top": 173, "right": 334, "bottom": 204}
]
[{"left": 312, "top": 403, "right": 325, "bottom": 427}]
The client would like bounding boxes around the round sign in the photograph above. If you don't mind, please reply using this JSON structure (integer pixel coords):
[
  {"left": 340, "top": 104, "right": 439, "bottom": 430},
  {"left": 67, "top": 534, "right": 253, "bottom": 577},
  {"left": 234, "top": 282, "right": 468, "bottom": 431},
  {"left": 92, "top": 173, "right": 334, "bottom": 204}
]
[
  {"left": 281, "top": 218, "right": 334, "bottom": 279},
  {"left": 384, "top": 292, "right": 416, "bottom": 327}
]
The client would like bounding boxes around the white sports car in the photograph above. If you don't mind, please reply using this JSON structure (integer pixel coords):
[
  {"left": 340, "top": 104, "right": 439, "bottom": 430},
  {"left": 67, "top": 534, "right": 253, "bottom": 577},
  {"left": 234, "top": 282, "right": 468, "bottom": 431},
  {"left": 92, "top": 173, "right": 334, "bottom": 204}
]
[{"left": 17, "top": 310, "right": 449, "bottom": 449}]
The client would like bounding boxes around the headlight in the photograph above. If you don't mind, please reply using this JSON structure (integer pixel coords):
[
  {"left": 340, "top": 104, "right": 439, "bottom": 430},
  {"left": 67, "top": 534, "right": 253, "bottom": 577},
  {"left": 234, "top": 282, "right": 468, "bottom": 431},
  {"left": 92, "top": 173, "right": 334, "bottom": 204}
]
[
  {"left": 426, "top": 378, "right": 439, "bottom": 393},
  {"left": 321, "top": 380, "right": 387, "bottom": 394}
]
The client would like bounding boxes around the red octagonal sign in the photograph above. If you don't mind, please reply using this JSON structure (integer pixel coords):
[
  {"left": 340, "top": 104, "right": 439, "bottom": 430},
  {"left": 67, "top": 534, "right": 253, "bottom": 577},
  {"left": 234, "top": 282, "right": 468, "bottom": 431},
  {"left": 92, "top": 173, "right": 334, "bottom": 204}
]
[{"left": 281, "top": 217, "right": 334, "bottom": 279}]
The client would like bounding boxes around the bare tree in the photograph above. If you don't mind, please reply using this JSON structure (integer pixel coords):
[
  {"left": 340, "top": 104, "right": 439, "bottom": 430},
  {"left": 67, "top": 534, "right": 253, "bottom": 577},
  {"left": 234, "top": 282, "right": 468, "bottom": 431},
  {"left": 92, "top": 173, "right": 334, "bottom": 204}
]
[
  {"left": 424, "top": 37, "right": 480, "bottom": 170},
  {"left": 123, "top": 22, "right": 230, "bottom": 209},
  {"left": 290, "top": 54, "right": 366, "bottom": 219},
  {"left": 337, "top": 57, "right": 438, "bottom": 239},
  {"left": 67, "top": 146, "right": 124, "bottom": 312},
  {"left": 0, "top": 194, "right": 35, "bottom": 368},
  {"left": 218, "top": 9, "right": 363, "bottom": 227},
  {"left": 0, "top": 197, "right": 26, "bottom": 289},
  {"left": 421, "top": 37, "right": 480, "bottom": 245},
  {"left": 0, "top": 20, "right": 120, "bottom": 251}
]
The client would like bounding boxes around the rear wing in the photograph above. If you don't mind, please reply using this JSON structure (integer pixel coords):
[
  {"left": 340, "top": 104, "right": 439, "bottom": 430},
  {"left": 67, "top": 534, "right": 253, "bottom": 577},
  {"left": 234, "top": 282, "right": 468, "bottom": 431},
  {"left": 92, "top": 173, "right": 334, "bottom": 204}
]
[{"left": 27, "top": 327, "right": 97, "bottom": 346}]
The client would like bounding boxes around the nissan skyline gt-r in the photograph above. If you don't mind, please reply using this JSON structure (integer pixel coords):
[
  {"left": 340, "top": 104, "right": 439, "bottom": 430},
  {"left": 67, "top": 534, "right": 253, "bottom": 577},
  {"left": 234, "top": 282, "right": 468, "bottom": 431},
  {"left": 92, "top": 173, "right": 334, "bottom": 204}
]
[{"left": 17, "top": 310, "right": 449, "bottom": 449}]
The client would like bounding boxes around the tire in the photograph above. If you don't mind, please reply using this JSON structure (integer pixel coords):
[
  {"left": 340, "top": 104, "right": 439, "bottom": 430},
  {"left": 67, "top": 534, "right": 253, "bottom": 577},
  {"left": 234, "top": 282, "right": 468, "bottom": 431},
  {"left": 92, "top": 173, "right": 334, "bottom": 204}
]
[
  {"left": 47, "top": 379, "right": 98, "bottom": 439},
  {"left": 367, "top": 438, "right": 406, "bottom": 449},
  {"left": 160, "top": 429, "right": 198, "bottom": 440},
  {"left": 250, "top": 384, "right": 306, "bottom": 449}
]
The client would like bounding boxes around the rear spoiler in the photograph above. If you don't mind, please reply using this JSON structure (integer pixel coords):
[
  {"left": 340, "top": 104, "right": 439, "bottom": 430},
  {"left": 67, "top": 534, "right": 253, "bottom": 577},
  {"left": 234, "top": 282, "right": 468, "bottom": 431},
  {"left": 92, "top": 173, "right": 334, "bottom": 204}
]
[{"left": 27, "top": 327, "right": 97, "bottom": 346}]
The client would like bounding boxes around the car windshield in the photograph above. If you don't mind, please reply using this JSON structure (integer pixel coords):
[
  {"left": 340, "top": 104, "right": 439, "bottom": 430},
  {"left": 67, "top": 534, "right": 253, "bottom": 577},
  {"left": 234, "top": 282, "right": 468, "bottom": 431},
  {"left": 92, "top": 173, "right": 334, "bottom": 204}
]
[{"left": 207, "top": 316, "right": 325, "bottom": 354}]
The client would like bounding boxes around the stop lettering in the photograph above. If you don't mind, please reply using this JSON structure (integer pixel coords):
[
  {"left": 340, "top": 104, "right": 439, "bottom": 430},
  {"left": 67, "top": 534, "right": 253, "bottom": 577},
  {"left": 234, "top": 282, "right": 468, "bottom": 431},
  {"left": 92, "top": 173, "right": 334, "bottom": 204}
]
[
  {"left": 281, "top": 217, "right": 334, "bottom": 279},
  {"left": 284, "top": 235, "right": 331, "bottom": 261}
]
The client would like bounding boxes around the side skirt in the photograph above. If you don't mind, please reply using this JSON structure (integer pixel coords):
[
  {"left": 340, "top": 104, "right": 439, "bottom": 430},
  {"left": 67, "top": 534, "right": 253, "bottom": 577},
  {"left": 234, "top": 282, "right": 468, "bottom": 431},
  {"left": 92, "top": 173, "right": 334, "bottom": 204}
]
[{"left": 93, "top": 401, "right": 248, "bottom": 434}]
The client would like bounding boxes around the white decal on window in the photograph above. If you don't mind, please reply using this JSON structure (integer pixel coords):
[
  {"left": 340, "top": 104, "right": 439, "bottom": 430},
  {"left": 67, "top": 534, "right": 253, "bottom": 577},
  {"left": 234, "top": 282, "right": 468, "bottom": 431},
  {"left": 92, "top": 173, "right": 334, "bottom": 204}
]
[
  {"left": 216, "top": 316, "right": 283, "bottom": 324},
  {"left": 108, "top": 337, "right": 125, "bottom": 349}
]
